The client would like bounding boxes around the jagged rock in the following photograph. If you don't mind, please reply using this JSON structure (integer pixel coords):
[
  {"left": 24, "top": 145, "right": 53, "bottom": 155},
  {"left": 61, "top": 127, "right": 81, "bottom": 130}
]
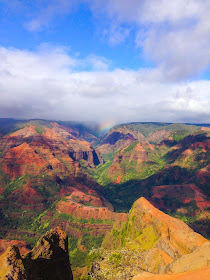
[
  {"left": 0, "top": 227, "right": 73, "bottom": 280},
  {"left": 0, "top": 245, "right": 26, "bottom": 280}
]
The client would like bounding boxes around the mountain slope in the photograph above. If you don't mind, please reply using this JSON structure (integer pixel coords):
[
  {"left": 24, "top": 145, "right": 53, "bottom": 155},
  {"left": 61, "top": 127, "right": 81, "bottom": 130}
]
[{"left": 91, "top": 127, "right": 210, "bottom": 220}]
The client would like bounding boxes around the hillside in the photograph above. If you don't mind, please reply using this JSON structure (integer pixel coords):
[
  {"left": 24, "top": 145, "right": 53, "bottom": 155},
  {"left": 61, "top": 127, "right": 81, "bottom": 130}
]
[{"left": 87, "top": 123, "right": 210, "bottom": 239}]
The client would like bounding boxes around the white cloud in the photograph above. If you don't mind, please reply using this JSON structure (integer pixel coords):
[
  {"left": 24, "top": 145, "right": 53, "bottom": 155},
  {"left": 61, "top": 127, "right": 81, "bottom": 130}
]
[
  {"left": 0, "top": 45, "right": 209, "bottom": 123},
  {"left": 3, "top": 1, "right": 210, "bottom": 80},
  {"left": 103, "top": 23, "right": 131, "bottom": 46},
  {"left": 88, "top": 0, "right": 210, "bottom": 80},
  {"left": 85, "top": 55, "right": 111, "bottom": 71}
]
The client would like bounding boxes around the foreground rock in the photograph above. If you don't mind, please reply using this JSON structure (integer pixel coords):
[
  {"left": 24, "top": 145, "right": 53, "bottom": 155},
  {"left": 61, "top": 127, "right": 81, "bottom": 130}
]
[
  {"left": 102, "top": 197, "right": 209, "bottom": 274},
  {"left": 0, "top": 227, "right": 73, "bottom": 280},
  {"left": 133, "top": 266, "right": 210, "bottom": 280},
  {"left": 166, "top": 242, "right": 210, "bottom": 274}
]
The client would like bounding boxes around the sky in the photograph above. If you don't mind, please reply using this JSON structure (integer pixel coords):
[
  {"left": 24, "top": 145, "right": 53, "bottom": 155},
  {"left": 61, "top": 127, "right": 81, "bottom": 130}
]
[{"left": 0, "top": 0, "right": 210, "bottom": 124}]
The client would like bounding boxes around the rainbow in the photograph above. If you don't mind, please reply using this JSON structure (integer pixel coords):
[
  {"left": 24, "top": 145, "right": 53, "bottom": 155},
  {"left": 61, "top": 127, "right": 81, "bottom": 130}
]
[{"left": 99, "top": 120, "right": 116, "bottom": 134}]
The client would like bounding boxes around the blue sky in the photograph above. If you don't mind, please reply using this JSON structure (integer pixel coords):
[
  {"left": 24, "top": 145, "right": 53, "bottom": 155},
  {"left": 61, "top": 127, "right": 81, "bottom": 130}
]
[
  {"left": 0, "top": 1, "right": 143, "bottom": 70},
  {"left": 0, "top": 0, "right": 209, "bottom": 123}
]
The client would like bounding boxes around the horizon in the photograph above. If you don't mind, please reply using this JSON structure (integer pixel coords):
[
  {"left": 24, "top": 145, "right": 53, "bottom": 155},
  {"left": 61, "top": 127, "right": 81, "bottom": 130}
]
[
  {"left": 0, "top": 0, "right": 209, "bottom": 123},
  {"left": 0, "top": 116, "right": 210, "bottom": 127}
]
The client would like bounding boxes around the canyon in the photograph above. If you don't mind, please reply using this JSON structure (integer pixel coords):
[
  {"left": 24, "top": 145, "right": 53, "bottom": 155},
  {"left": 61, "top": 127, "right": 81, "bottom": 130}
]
[{"left": 0, "top": 119, "right": 209, "bottom": 279}]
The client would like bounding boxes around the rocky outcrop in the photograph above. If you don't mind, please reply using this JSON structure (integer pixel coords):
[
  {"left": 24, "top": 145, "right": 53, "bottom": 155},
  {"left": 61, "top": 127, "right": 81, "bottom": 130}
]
[
  {"left": 104, "top": 140, "right": 158, "bottom": 184},
  {"left": 166, "top": 242, "right": 210, "bottom": 274},
  {"left": 147, "top": 129, "right": 171, "bottom": 144},
  {"left": 2, "top": 142, "right": 48, "bottom": 179},
  {"left": 68, "top": 146, "right": 104, "bottom": 167},
  {"left": 0, "top": 245, "right": 26, "bottom": 280},
  {"left": 113, "top": 142, "right": 150, "bottom": 165},
  {"left": 101, "top": 132, "right": 136, "bottom": 146},
  {"left": 102, "top": 197, "right": 208, "bottom": 273},
  {"left": 57, "top": 189, "right": 128, "bottom": 222},
  {"left": 98, "top": 132, "right": 137, "bottom": 155},
  {"left": 0, "top": 227, "right": 73, "bottom": 280}
]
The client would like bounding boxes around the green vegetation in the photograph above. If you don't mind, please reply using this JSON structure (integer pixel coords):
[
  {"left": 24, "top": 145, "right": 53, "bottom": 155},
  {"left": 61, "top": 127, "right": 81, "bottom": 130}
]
[
  {"left": 86, "top": 248, "right": 148, "bottom": 280},
  {"left": 56, "top": 212, "right": 114, "bottom": 225},
  {"left": 124, "top": 141, "right": 138, "bottom": 153},
  {"left": 35, "top": 126, "right": 43, "bottom": 134},
  {"left": 69, "top": 248, "right": 87, "bottom": 268},
  {"left": 135, "top": 226, "right": 158, "bottom": 250},
  {"left": 69, "top": 235, "right": 104, "bottom": 270},
  {"left": 81, "top": 234, "right": 104, "bottom": 251},
  {"left": 83, "top": 153, "right": 114, "bottom": 186},
  {"left": 0, "top": 174, "right": 27, "bottom": 198},
  {"left": 107, "top": 122, "right": 201, "bottom": 139}
]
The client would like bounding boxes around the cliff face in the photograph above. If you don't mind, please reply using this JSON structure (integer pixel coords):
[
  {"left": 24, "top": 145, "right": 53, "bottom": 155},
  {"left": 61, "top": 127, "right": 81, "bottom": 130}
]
[
  {"left": 97, "top": 131, "right": 137, "bottom": 154},
  {"left": 57, "top": 189, "right": 128, "bottom": 221},
  {"left": 0, "top": 123, "right": 103, "bottom": 178},
  {"left": 0, "top": 227, "right": 73, "bottom": 280}
]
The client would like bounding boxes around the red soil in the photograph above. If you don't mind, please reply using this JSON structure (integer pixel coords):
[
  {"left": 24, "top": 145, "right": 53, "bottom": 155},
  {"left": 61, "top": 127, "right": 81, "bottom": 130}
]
[
  {"left": 114, "top": 176, "right": 122, "bottom": 184},
  {"left": 0, "top": 239, "right": 30, "bottom": 256},
  {"left": 57, "top": 197, "right": 128, "bottom": 221},
  {"left": 201, "top": 126, "right": 210, "bottom": 131},
  {"left": 49, "top": 219, "right": 114, "bottom": 238},
  {"left": 3, "top": 142, "right": 47, "bottom": 179},
  {"left": 8, "top": 125, "right": 39, "bottom": 138},
  {"left": 43, "top": 127, "right": 68, "bottom": 146},
  {"left": 151, "top": 184, "right": 210, "bottom": 210},
  {"left": 69, "top": 190, "right": 103, "bottom": 207},
  {"left": 9, "top": 184, "right": 44, "bottom": 205}
]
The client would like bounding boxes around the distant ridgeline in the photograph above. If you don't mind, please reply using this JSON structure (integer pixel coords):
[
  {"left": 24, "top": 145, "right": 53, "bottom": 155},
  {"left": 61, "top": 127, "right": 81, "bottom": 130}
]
[{"left": 0, "top": 119, "right": 209, "bottom": 278}]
